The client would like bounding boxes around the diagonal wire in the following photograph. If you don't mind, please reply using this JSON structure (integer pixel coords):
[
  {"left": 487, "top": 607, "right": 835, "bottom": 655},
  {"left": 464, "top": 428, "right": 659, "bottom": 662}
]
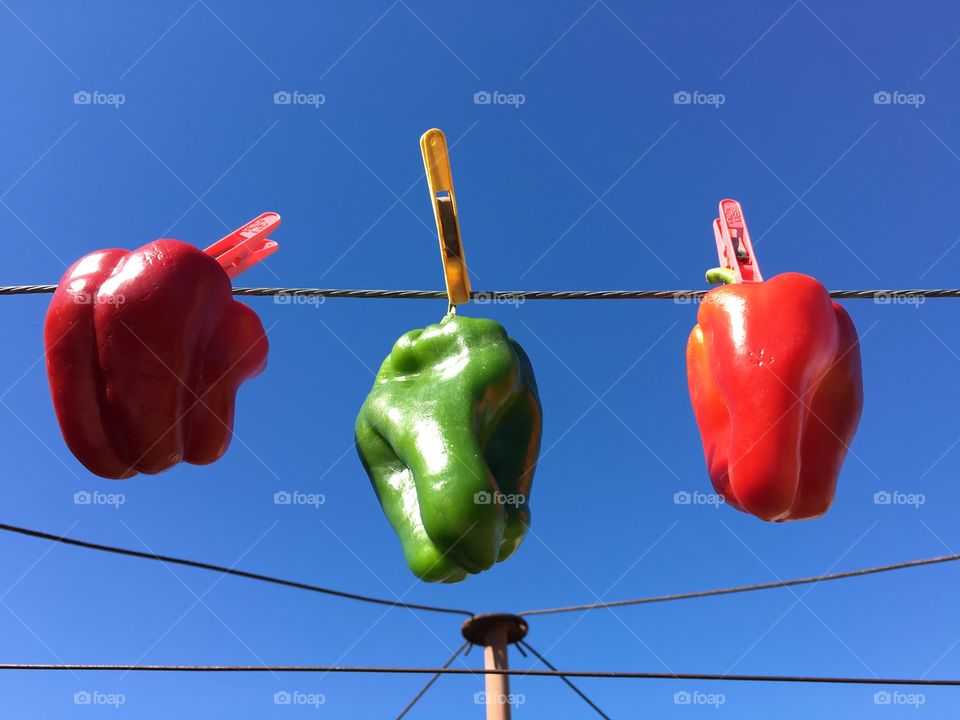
[
  {"left": 0, "top": 523, "right": 473, "bottom": 617},
  {"left": 395, "top": 641, "right": 469, "bottom": 719},
  {"left": 519, "top": 640, "right": 611, "bottom": 719},
  {"left": 520, "top": 552, "right": 960, "bottom": 616}
]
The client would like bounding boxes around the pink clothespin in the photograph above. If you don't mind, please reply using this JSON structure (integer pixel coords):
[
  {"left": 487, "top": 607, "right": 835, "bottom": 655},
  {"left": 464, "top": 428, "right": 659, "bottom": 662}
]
[
  {"left": 204, "top": 212, "right": 281, "bottom": 279},
  {"left": 712, "top": 199, "right": 762, "bottom": 283}
]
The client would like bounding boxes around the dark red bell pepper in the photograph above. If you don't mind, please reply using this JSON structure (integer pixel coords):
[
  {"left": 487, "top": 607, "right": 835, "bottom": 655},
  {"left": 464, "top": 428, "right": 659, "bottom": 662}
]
[
  {"left": 45, "top": 239, "right": 269, "bottom": 479},
  {"left": 686, "top": 201, "right": 863, "bottom": 521}
]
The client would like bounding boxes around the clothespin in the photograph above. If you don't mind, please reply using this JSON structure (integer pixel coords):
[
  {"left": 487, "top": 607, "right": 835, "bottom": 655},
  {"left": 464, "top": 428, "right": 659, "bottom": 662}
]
[
  {"left": 204, "top": 212, "right": 281, "bottom": 279},
  {"left": 421, "top": 128, "right": 470, "bottom": 313},
  {"left": 711, "top": 199, "right": 762, "bottom": 283}
]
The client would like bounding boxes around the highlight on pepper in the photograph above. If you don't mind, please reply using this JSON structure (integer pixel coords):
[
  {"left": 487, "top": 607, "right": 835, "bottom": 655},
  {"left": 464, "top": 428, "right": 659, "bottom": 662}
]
[{"left": 355, "top": 314, "right": 542, "bottom": 583}]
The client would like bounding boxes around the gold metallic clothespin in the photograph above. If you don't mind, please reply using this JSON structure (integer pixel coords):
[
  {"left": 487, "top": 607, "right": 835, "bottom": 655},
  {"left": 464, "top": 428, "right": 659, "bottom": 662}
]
[{"left": 421, "top": 128, "right": 470, "bottom": 314}]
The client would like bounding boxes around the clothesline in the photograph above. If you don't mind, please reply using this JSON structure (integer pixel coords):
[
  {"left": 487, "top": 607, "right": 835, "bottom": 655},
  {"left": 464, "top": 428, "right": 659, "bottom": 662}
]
[{"left": 0, "top": 285, "right": 956, "bottom": 301}]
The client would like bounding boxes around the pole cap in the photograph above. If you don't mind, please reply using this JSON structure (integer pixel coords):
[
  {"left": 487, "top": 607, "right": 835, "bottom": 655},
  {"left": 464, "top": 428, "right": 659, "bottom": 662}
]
[{"left": 461, "top": 613, "right": 528, "bottom": 646}]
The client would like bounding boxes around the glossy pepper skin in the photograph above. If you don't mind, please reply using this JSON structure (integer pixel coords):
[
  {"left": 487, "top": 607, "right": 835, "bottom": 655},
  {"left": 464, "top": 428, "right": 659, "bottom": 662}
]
[
  {"left": 686, "top": 272, "right": 863, "bottom": 521},
  {"left": 44, "top": 239, "right": 268, "bottom": 479},
  {"left": 355, "top": 315, "right": 542, "bottom": 583}
]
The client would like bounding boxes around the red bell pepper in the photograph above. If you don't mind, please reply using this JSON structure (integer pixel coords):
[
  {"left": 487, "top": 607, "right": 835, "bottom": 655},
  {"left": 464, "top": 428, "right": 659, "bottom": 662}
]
[
  {"left": 686, "top": 202, "right": 863, "bottom": 521},
  {"left": 45, "top": 226, "right": 275, "bottom": 479}
]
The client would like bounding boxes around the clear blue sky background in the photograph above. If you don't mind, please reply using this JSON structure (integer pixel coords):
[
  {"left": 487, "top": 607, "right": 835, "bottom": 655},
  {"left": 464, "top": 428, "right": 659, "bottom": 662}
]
[{"left": 1, "top": 1, "right": 959, "bottom": 717}]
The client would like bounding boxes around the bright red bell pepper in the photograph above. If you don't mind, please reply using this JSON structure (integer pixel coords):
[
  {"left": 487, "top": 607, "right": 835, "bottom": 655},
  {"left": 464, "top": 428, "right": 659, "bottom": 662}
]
[
  {"left": 44, "top": 239, "right": 269, "bottom": 479},
  {"left": 686, "top": 200, "right": 863, "bottom": 521},
  {"left": 686, "top": 273, "right": 863, "bottom": 521}
]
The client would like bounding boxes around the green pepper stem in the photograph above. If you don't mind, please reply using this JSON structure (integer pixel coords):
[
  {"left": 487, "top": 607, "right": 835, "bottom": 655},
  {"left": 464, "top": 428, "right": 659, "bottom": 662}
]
[{"left": 705, "top": 267, "right": 736, "bottom": 285}]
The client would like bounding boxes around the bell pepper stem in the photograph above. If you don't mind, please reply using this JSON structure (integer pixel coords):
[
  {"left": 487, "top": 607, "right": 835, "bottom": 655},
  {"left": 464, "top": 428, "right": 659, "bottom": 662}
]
[{"left": 705, "top": 267, "right": 737, "bottom": 285}]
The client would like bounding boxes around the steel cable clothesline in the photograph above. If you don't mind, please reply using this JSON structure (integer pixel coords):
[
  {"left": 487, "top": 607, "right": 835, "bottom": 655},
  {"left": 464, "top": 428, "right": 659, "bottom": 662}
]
[
  {"left": 1, "top": 527, "right": 959, "bottom": 699},
  {"left": 0, "top": 663, "right": 957, "bottom": 685},
  {"left": 0, "top": 523, "right": 474, "bottom": 617},
  {"left": 1, "top": 285, "right": 960, "bottom": 300},
  {"left": 3, "top": 523, "right": 959, "bottom": 620},
  {"left": 519, "top": 552, "right": 960, "bottom": 616}
]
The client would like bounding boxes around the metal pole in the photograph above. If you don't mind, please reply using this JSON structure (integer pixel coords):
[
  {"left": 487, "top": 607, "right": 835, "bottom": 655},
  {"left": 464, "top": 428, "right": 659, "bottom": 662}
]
[
  {"left": 484, "top": 623, "right": 511, "bottom": 720},
  {"left": 461, "top": 613, "right": 528, "bottom": 719}
]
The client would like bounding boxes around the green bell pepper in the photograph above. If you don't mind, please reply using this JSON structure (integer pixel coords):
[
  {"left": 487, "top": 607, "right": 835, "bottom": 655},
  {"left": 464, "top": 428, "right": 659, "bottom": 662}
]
[{"left": 355, "top": 314, "right": 542, "bottom": 583}]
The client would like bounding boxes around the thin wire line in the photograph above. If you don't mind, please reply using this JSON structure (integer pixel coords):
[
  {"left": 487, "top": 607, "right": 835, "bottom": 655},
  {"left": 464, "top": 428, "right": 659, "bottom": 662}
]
[
  {"left": 520, "top": 552, "right": 960, "bottom": 617},
  {"left": 3, "top": 285, "right": 960, "bottom": 300},
  {"left": 0, "top": 664, "right": 956, "bottom": 685},
  {"left": 395, "top": 641, "right": 469, "bottom": 719},
  {"left": 519, "top": 640, "right": 611, "bottom": 719},
  {"left": 0, "top": 523, "right": 473, "bottom": 617}
]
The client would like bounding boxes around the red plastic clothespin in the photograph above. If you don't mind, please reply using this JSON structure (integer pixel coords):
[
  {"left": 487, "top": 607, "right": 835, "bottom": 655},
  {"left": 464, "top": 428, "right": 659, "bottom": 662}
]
[
  {"left": 204, "top": 212, "right": 281, "bottom": 279},
  {"left": 712, "top": 199, "right": 762, "bottom": 283}
]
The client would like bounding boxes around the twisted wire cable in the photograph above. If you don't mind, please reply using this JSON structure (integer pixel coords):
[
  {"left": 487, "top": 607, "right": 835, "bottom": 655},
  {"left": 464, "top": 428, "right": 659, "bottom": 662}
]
[
  {"left": 0, "top": 285, "right": 957, "bottom": 300},
  {"left": 0, "top": 523, "right": 474, "bottom": 617},
  {"left": 0, "top": 664, "right": 955, "bottom": 685},
  {"left": 520, "top": 552, "right": 960, "bottom": 616}
]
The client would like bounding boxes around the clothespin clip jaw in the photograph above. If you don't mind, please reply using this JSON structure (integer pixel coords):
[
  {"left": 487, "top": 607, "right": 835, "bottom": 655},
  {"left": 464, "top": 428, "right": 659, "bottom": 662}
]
[
  {"left": 204, "top": 212, "right": 281, "bottom": 279},
  {"left": 421, "top": 128, "right": 470, "bottom": 313},
  {"left": 711, "top": 199, "right": 762, "bottom": 284}
]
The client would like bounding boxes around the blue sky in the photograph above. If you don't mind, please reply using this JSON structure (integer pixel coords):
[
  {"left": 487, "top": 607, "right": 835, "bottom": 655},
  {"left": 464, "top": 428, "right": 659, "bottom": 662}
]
[{"left": 1, "top": 0, "right": 960, "bottom": 716}]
